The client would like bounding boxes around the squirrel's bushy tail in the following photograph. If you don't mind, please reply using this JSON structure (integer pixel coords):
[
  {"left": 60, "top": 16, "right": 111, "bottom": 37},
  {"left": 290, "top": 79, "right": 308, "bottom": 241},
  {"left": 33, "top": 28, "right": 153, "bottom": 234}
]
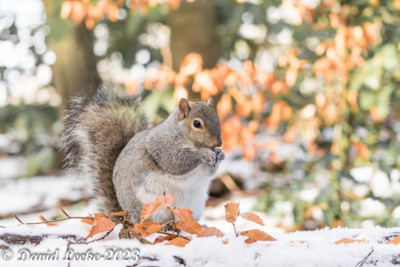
[{"left": 60, "top": 87, "right": 148, "bottom": 213}]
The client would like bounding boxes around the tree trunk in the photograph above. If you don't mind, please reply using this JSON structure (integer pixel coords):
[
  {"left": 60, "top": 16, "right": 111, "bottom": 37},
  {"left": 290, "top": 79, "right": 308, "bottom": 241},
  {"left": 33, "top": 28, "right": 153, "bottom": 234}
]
[
  {"left": 43, "top": 0, "right": 100, "bottom": 109},
  {"left": 167, "top": 0, "right": 218, "bottom": 98}
]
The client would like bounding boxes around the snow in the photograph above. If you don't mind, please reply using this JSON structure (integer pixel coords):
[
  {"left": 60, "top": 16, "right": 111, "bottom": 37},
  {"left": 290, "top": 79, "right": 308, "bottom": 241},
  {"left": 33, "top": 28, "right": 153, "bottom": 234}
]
[
  {"left": 1, "top": 222, "right": 400, "bottom": 266},
  {"left": 1, "top": 160, "right": 400, "bottom": 266},
  {"left": 0, "top": 175, "right": 91, "bottom": 216}
]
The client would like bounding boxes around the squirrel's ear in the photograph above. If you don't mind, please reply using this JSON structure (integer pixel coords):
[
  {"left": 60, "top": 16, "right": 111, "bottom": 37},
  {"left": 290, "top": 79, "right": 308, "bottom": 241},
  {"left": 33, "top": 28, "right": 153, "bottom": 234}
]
[
  {"left": 207, "top": 97, "right": 214, "bottom": 109},
  {"left": 179, "top": 98, "right": 191, "bottom": 120}
]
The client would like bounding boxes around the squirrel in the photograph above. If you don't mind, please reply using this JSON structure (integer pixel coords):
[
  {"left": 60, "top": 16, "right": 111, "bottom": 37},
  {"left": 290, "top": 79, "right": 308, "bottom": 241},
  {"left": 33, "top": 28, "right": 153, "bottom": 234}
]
[{"left": 61, "top": 88, "right": 225, "bottom": 224}]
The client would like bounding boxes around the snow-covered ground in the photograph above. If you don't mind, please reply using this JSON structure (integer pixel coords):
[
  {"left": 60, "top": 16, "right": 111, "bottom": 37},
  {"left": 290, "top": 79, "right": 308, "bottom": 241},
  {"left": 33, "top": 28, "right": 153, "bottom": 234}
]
[
  {"left": 1, "top": 222, "right": 400, "bottom": 266},
  {"left": 2, "top": 157, "right": 400, "bottom": 266}
]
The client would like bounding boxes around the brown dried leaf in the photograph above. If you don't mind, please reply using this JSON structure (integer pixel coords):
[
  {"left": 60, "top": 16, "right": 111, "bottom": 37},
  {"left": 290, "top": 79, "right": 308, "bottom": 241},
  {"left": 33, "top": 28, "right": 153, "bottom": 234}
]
[
  {"left": 171, "top": 208, "right": 202, "bottom": 235},
  {"left": 334, "top": 238, "right": 367, "bottom": 245},
  {"left": 153, "top": 235, "right": 177, "bottom": 244},
  {"left": 140, "top": 202, "right": 161, "bottom": 222},
  {"left": 81, "top": 218, "right": 94, "bottom": 225},
  {"left": 86, "top": 213, "right": 116, "bottom": 238},
  {"left": 240, "top": 212, "right": 265, "bottom": 226},
  {"left": 133, "top": 221, "right": 165, "bottom": 237},
  {"left": 109, "top": 211, "right": 126, "bottom": 216},
  {"left": 165, "top": 237, "right": 190, "bottom": 247},
  {"left": 175, "top": 220, "right": 202, "bottom": 235},
  {"left": 386, "top": 236, "right": 400, "bottom": 245},
  {"left": 156, "top": 194, "right": 176, "bottom": 210},
  {"left": 171, "top": 208, "right": 194, "bottom": 222},
  {"left": 198, "top": 227, "right": 224, "bottom": 238},
  {"left": 245, "top": 238, "right": 257, "bottom": 244},
  {"left": 224, "top": 203, "right": 240, "bottom": 223},
  {"left": 240, "top": 229, "right": 277, "bottom": 243}
]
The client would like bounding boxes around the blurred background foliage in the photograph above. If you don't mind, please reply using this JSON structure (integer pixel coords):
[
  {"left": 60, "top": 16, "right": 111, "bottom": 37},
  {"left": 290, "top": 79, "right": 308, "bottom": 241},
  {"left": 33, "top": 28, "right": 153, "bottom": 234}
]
[{"left": 1, "top": 0, "right": 400, "bottom": 230}]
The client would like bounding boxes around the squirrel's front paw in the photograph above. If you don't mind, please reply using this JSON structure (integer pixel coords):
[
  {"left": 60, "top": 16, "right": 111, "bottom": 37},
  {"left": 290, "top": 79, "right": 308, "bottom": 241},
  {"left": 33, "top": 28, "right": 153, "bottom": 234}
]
[
  {"left": 201, "top": 148, "right": 217, "bottom": 168},
  {"left": 213, "top": 147, "right": 225, "bottom": 164}
]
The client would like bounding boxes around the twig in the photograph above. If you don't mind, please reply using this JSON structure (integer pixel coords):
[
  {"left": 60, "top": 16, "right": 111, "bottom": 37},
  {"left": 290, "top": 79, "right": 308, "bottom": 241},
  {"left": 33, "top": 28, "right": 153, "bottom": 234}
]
[
  {"left": 157, "top": 231, "right": 190, "bottom": 241},
  {"left": 220, "top": 173, "right": 241, "bottom": 192},
  {"left": 168, "top": 208, "right": 179, "bottom": 236},
  {"left": 12, "top": 214, "right": 24, "bottom": 224},
  {"left": 173, "top": 255, "right": 186, "bottom": 266},
  {"left": 232, "top": 222, "right": 239, "bottom": 237},
  {"left": 66, "top": 229, "right": 113, "bottom": 251},
  {"left": 355, "top": 247, "right": 374, "bottom": 267},
  {"left": 61, "top": 208, "right": 71, "bottom": 218},
  {"left": 19, "top": 216, "right": 94, "bottom": 225}
]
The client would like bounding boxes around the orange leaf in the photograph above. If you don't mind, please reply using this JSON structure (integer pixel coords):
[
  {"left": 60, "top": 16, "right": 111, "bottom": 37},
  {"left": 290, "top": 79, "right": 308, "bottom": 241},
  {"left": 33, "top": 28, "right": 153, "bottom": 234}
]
[
  {"left": 224, "top": 202, "right": 240, "bottom": 223},
  {"left": 60, "top": 1, "right": 72, "bottom": 19},
  {"left": 334, "top": 238, "right": 367, "bottom": 245},
  {"left": 370, "top": 106, "right": 381, "bottom": 123},
  {"left": 86, "top": 213, "right": 116, "bottom": 238},
  {"left": 141, "top": 202, "right": 161, "bottom": 222},
  {"left": 353, "top": 142, "right": 368, "bottom": 162},
  {"left": 179, "top": 53, "right": 203, "bottom": 77},
  {"left": 222, "top": 239, "right": 229, "bottom": 244},
  {"left": 81, "top": 218, "right": 94, "bottom": 225},
  {"left": 39, "top": 215, "right": 57, "bottom": 226},
  {"left": 153, "top": 235, "right": 177, "bottom": 244},
  {"left": 156, "top": 194, "right": 176, "bottom": 210},
  {"left": 386, "top": 236, "right": 400, "bottom": 245},
  {"left": 134, "top": 221, "right": 165, "bottom": 237},
  {"left": 197, "top": 227, "right": 224, "bottom": 238},
  {"left": 171, "top": 208, "right": 195, "bottom": 222},
  {"left": 240, "top": 212, "right": 265, "bottom": 226},
  {"left": 240, "top": 229, "right": 277, "bottom": 243},
  {"left": 245, "top": 238, "right": 257, "bottom": 244},
  {"left": 217, "top": 93, "right": 233, "bottom": 119},
  {"left": 175, "top": 220, "right": 202, "bottom": 235},
  {"left": 165, "top": 237, "right": 190, "bottom": 247},
  {"left": 171, "top": 208, "right": 202, "bottom": 235},
  {"left": 109, "top": 211, "right": 126, "bottom": 216}
]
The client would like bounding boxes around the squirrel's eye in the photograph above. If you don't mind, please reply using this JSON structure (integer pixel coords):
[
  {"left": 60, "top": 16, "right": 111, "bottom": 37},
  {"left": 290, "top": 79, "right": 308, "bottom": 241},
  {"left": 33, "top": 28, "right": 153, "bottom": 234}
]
[{"left": 193, "top": 120, "right": 202, "bottom": 128}]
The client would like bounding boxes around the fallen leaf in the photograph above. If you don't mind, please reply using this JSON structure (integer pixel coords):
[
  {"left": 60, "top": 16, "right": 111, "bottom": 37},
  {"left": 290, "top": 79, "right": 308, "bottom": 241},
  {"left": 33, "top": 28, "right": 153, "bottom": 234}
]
[
  {"left": 134, "top": 221, "right": 165, "bottom": 237},
  {"left": 198, "top": 227, "right": 224, "bottom": 238},
  {"left": 171, "top": 208, "right": 195, "bottom": 222},
  {"left": 109, "top": 211, "right": 126, "bottom": 216},
  {"left": 86, "top": 213, "right": 116, "bottom": 238},
  {"left": 334, "top": 238, "right": 367, "bottom": 245},
  {"left": 245, "top": 238, "right": 257, "bottom": 244},
  {"left": 240, "top": 212, "right": 265, "bottom": 226},
  {"left": 224, "top": 203, "right": 240, "bottom": 223},
  {"left": 170, "top": 208, "right": 202, "bottom": 235},
  {"left": 81, "top": 218, "right": 94, "bottom": 225},
  {"left": 175, "top": 220, "right": 202, "bottom": 235},
  {"left": 141, "top": 202, "right": 161, "bottom": 222},
  {"left": 153, "top": 235, "right": 177, "bottom": 244},
  {"left": 165, "top": 237, "right": 190, "bottom": 247},
  {"left": 386, "top": 236, "right": 400, "bottom": 245},
  {"left": 156, "top": 194, "right": 176, "bottom": 210},
  {"left": 240, "top": 229, "right": 277, "bottom": 243}
]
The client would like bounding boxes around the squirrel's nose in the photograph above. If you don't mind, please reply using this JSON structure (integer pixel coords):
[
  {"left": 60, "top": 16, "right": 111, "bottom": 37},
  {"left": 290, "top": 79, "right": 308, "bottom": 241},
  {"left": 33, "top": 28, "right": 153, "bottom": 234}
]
[{"left": 212, "top": 139, "right": 222, "bottom": 148}]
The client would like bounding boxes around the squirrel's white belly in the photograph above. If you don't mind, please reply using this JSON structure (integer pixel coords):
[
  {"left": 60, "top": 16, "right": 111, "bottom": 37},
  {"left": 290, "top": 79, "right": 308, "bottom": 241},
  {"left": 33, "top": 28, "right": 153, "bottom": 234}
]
[{"left": 136, "top": 164, "right": 216, "bottom": 223}]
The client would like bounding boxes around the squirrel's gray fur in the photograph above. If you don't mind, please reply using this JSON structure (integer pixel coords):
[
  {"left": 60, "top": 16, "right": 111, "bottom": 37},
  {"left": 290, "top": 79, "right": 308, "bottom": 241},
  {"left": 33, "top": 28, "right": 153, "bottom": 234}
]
[{"left": 61, "top": 87, "right": 225, "bottom": 223}]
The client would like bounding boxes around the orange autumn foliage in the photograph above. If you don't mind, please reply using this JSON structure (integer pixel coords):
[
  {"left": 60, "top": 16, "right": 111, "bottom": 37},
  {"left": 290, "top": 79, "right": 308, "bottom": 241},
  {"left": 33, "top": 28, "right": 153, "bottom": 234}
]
[{"left": 86, "top": 213, "right": 116, "bottom": 238}]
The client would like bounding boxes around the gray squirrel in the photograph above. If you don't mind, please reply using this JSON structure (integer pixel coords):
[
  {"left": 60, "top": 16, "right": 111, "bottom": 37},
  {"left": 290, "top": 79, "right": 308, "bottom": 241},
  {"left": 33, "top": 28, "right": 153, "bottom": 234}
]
[{"left": 61, "top": 88, "right": 225, "bottom": 223}]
